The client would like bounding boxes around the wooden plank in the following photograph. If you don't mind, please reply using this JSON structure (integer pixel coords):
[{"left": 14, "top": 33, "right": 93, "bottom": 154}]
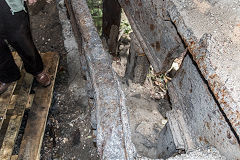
[
  {"left": 17, "top": 52, "right": 59, "bottom": 160},
  {"left": 0, "top": 53, "right": 23, "bottom": 130},
  {"left": 0, "top": 72, "right": 33, "bottom": 160},
  {"left": 25, "top": 94, "right": 35, "bottom": 109},
  {"left": 7, "top": 95, "right": 17, "bottom": 110},
  {"left": 10, "top": 155, "right": 18, "bottom": 160}
]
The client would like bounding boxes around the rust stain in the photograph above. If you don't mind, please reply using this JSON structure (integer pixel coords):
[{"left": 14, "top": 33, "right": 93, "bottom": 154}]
[
  {"left": 235, "top": 110, "right": 240, "bottom": 120},
  {"left": 209, "top": 74, "right": 217, "bottom": 79},
  {"left": 150, "top": 24, "right": 155, "bottom": 31},
  {"left": 203, "top": 137, "right": 209, "bottom": 144},
  {"left": 156, "top": 41, "right": 160, "bottom": 51},
  {"left": 227, "top": 130, "right": 232, "bottom": 139}
]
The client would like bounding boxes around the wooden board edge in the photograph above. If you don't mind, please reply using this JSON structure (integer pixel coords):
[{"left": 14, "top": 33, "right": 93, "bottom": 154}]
[
  {"left": 17, "top": 52, "right": 59, "bottom": 160},
  {"left": 0, "top": 72, "right": 33, "bottom": 160}
]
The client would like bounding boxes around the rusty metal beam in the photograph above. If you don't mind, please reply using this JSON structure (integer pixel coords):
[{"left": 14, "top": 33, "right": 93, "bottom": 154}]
[
  {"left": 166, "top": 0, "right": 240, "bottom": 142},
  {"left": 64, "top": 0, "right": 136, "bottom": 159},
  {"left": 168, "top": 54, "right": 240, "bottom": 159}
]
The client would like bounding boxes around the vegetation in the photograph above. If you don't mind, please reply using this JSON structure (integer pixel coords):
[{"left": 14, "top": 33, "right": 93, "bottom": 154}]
[
  {"left": 87, "top": 0, "right": 132, "bottom": 35},
  {"left": 87, "top": 0, "right": 103, "bottom": 33}
]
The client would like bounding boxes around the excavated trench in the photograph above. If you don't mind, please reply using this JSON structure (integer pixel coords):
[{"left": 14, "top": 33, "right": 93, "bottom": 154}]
[
  {"left": 38, "top": 0, "right": 237, "bottom": 159},
  {"left": 0, "top": 0, "right": 236, "bottom": 159},
  {"left": 55, "top": 0, "right": 231, "bottom": 159}
]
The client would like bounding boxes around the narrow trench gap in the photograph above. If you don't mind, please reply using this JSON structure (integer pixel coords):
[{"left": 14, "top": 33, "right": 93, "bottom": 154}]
[
  {"left": 13, "top": 81, "right": 35, "bottom": 155},
  {"left": 12, "top": 109, "right": 30, "bottom": 155},
  {"left": 167, "top": 20, "right": 187, "bottom": 49}
]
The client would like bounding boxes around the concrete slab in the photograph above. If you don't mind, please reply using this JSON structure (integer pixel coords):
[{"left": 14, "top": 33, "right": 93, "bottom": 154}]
[{"left": 167, "top": 0, "right": 240, "bottom": 137}]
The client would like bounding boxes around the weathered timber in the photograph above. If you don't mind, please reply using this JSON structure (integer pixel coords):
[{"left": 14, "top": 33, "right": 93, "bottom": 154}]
[
  {"left": 157, "top": 122, "right": 177, "bottom": 159},
  {"left": 125, "top": 33, "right": 150, "bottom": 84},
  {"left": 167, "top": 55, "right": 240, "bottom": 159},
  {"left": 25, "top": 94, "right": 34, "bottom": 109},
  {"left": 18, "top": 52, "right": 59, "bottom": 160},
  {"left": 65, "top": 0, "right": 136, "bottom": 159},
  {"left": 102, "top": 0, "right": 121, "bottom": 55},
  {"left": 64, "top": 0, "right": 90, "bottom": 80},
  {"left": 166, "top": 0, "right": 240, "bottom": 147},
  {"left": 118, "top": 0, "right": 185, "bottom": 73},
  {"left": 10, "top": 155, "right": 18, "bottom": 160},
  {"left": 0, "top": 72, "right": 33, "bottom": 160},
  {"left": 0, "top": 53, "right": 22, "bottom": 130}
]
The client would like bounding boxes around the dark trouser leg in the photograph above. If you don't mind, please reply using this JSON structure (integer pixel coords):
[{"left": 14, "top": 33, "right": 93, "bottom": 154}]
[
  {"left": 0, "top": 0, "right": 44, "bottom": 79},
  {"left": 0, "top": 39, "right": 21, "bottom": 83},
  {"left": 6, "top": 9, "right": 44, "bottom": 76}
]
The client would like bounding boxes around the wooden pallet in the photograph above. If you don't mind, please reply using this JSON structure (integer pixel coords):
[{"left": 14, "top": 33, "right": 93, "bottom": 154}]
[{"left": 0, "top": 52, "right": 59, "bottom": 160}]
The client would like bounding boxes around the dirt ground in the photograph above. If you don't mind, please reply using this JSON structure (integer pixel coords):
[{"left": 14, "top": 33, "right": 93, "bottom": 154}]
[{"left": 28, "top": 1, "right": 98, "bottom": 159}]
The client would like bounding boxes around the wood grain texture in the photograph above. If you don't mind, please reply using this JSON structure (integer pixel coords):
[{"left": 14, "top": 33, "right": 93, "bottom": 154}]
[
  {"left": 10, "top": 155, "right": 18, "bottom": 160},
  {"left": 0, "top": 72, "right": 33, "bottom": 160},
  {"left": 17, "top": 52, "right": 59, "bottom": 160},
  {"left": 0, "top": 53, "right": 22, "bottom": 130}
]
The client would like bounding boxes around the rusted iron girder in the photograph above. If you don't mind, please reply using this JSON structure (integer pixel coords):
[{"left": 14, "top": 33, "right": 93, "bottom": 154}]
[
  {"left": 166, "top": 0, "right": 240, "bottom": 142},
  {"left": 64, "top": 0, "right": 136, "bottom": 159},
  {"left": 168, "top": 55, "right": 240, "bottom": 159}
]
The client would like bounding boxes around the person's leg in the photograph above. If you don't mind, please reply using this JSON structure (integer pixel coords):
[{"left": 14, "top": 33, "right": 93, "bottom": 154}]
[
  {"left": 1, "top": 1, "right": 50, "bottom": 87},
  {"left": 0, "top": 39, "right": 21, "bottom": 94},
  {"left": 5, "top": 9, "right": 44, "bottom": 76},
  {"left": 0, "top": 0, "right": 21, "bottom": 84},
  {"left": 0, "top": 39, "right": 21, "bottom": 83}
]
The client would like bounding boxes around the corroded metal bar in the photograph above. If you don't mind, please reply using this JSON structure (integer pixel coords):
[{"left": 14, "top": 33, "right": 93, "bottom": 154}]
[
  {"left": 168, "top": 55, "right": 240, "bottom": 159},
  {"left": 65, "top": 0, "right": 136, "bottom": 159},
  {"left": 166, "top": 0, "right": 240, "bottom": 141}
]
